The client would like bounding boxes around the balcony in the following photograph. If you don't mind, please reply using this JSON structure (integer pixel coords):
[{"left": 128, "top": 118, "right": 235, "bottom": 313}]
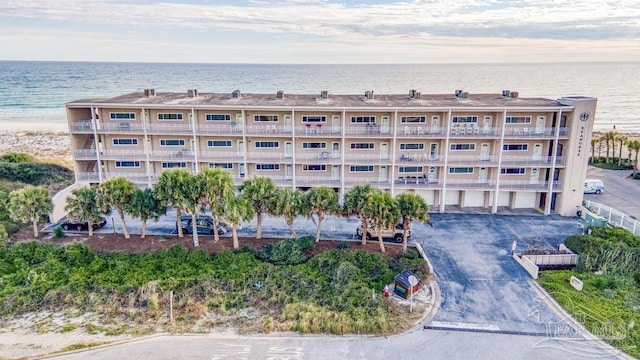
[
  {"left": 500, "top": 156, "right": 566, "bottom": 166},
  {"left": 245, "top": 125, "right": 293, "bottom": 136},
  {"left": 147, "top": 123, "right": 193, "bottom": 135},
  {"left": 100, "top": 149, "right": 147, "bottom": 160},
  {"left": 197, "top": 123, "right": 243, "bottom": 136},
  {"left": 76, "top": 172, "right": 153, "bottom": 184},
  {"left": 246, "top": 152, "right": 293, "bottom": 162},
  {"left": 198, "top": 151, "right": 244, "bottom": 161},
  {"left": 74, "top": 149, "right": 97, "bottom": 160},
  {"left": 394, "top": 176, "right": 440, "bottom": 188},
  {"left": 446, "top": 155, "right": 499, "bottom": 165},
  {"left": 344, "top": 125, "right": 392, "bottom": 138},
  {"left": 149, "top": 149, "right": 195, "bottom": 161},
  {"left": 504, "top": 127, "right": 570, "bottom": 138},
  {"left": 397, "top": 154, "right": 444, "bottom": 165},
  {"left": 343, "top": 153, "right": 391, "bottom": 164},
  {"left": 70, "top": 121, "right": 93, "bottom": 133},
  {"left": 449, "top": 126, "right": 500, "bottom": 137},
  {"left": 343, "top": 177, "right": 391, "bottom": 186},
  {"left": 396, "top": 126, "right": 446, "bottom": 138},
  {"left": 296, "top": 176, "right": 341, "bottom": 186},
  {"left": 295, "top": 124, "right": 341, "bottom": 137},
  {"left": 97, "top": 122, "right": 145, "bottom": 134},
  {"left": 296, "top": 151, "right": 342, "bottom": 163}
]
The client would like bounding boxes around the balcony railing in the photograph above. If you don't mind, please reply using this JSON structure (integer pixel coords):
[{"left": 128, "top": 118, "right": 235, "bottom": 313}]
[
  {"left": 70, "top": 121, "right": 93, "bottom": 133},
  {"left": 97, "top": 122, "right": 145, "bottom": 133},
  {"left": 245, "top": 125, "right": 293, "bottom": 136},
  {"left": 246, "top": 153, "right": 293, "bottom": 162},
  {"left": 197, "top": 123, "right": 243, "bottom": 135},
  {"left": 296, "top": 151, "right": 342, "bottom": 162},
  {"left": 295, "top": 125, "right": 341, "bottom": 136},
  {"left": 147, "top": 123, "right": 193, "bottom": 134},
  {"left": 198, "top": 151, "right": 244, "bottom": 161},
  {"left": 77, "top": 172, "right": 153, "bottom": 183},
  {"left": 343, "top": 154, "right": 391, "bottom": 163},
  {"left": 296, "top": 176, "right": 341, "bottom": 186},
  {"left": 149, "top": 149, "right": 195, "bottom": 161}
]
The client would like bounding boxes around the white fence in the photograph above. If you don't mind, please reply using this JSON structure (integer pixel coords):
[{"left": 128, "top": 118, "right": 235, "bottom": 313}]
[
  {"left": 524, "top": 254, "right": 577, "bottom": 266},
  {"left": 582, "top": 200, "right": 640, "bottom": 236}
]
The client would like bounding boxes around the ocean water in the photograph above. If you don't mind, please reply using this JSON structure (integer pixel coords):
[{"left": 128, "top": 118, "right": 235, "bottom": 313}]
[{"left": 0, "top": 61, "right": 638, "bottom": 133}]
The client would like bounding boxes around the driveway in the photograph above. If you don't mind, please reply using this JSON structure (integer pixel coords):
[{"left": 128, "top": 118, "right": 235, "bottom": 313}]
[
  {"left": 585, "top": 166, "right": 640, "bottom": 219},
  {"left": 415, "top": 213, "right": 585, "bottom": 334}
]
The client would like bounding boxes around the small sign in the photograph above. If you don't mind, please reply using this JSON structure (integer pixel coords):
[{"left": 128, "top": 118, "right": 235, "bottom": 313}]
[
  {"left": 570, "top": 276, "right": 583, "bottom": 291},
  {"left": 511, "top": 240, "right": 517, "bottom": 252}
]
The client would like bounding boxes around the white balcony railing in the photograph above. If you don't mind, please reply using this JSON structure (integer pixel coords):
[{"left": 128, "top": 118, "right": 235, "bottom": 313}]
[{"left": 70, "top": 121, "right": 93, "bottom": 133}]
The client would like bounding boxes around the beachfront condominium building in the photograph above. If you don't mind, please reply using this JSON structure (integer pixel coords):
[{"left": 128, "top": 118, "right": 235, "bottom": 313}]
[{"left": 65, "top": 89, "right": 597, "bottom": 217}]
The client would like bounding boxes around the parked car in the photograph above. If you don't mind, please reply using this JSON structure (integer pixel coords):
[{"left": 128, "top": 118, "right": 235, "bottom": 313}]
[
  {"left": 584, "top": 179, "right": 605, "bottom": 194},
  {"left": 177, "top": 215, "right": 228, "bottom": 235},
  {"left": 356, "top": 223, "right": 411, "bottom": 243},
  {"left": 61, "top": 217, "right": 107, "bottom": 231}
]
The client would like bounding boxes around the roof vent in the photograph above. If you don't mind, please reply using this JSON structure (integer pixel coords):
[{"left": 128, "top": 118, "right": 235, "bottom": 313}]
[
  {"left": 455, "top": 90, "right": 469, "bottom": 100},
  {"left": 501, "top": 90, "right": 511, "bottom": 98},
  {"left": 409, "top": 89, "right": 417, "bottom": 98},
  {"left": 143, "top": 88, "right": 156, "bottom": 97},
  {"left": 232, "top": 90, "right": 241, "bottom": 99},
  {"left": 187, "top": 89, "right": 198, "bottom": 98},
  {"left": 364, "top": 90, "right": 374, "bottom": 100},
  {"left": 510, "top": 91, "right": 519, "bottom": 99},
  {"left": 320, "top": 90, "right": 328, "bottom": 99},
  {"left": 414, "top": 92, "right": 421, "bottom": 99},
  {"left": 276, "top": 90, "right": 284, "bottom": 99}
]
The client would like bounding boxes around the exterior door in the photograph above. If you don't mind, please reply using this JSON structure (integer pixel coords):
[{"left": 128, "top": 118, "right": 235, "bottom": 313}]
[
  {"left": 284, "top": 115, "right": 292, "bottom": 132},
  {"left": 481, "top": 143, "right": 490, "bottom": 161},
  {"left": 536, "top": 116, "right": 545, "bottom": 134},
  {"left": 479, "top": 167, "right": 488, "bottom": 183},
  {"left": 530, "top": 168, "right": 539, "bottom": 184},
  {"left": 331, "top": 165, "right": 340, "bottom": 180},
  {"left": 239, "top": 163, "right": 245, "bottom": 178},
  {"left": 285, "top": 141, "right": 293, "bottom": 158},
  {"left": 428, "top": 167, "right": 437, "bottom": 182},
  {"left": 380, "top": 116, "right": 390, "bottom": 134},
  {"left": 380, "top": 142, "right": 389, "bottom": 159},
  {"left": 235, "top": 114, "right": 244, "bottom": 132},
  {"left": 532, "top": 143, "right": 542, "bottom": 161},
  {"left": 237, "top": 140, "right": 244, "bottom": 156},
  {"left": 190, "top": 139, "right": 195, "bottom": 154},
  {"left": 332, "top": 142, "right": 340, "bottom": 158},
  {"left": 188, "top": 113, "right": 194, "bottom": 130},
  {"left": 431, "top": 116, "right": 440, "bottom": 132},
  {"left": 483, "top": 116, "right": 492, "bottom": 134},
  {"left": 430, "top": 143, "right": 439, "bottom": 160},
  {"left": 379, "top": 165, "right": 388, "bottom": 182},
  {"left": 332, "top": 115, "right": 341, "bottom": 133},
  {"left": 285, "top": 164, "right": 293, "bottom": 179}
]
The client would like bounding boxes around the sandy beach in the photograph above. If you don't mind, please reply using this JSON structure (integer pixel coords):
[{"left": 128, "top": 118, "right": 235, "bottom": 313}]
[{"left": 0, "top": 132, "right": 71, "bottom": 165}]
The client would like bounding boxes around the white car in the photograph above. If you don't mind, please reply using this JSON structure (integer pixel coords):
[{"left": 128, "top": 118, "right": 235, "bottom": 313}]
[{"left": 356, "top": 223, "right": 411, "bottom": 243}]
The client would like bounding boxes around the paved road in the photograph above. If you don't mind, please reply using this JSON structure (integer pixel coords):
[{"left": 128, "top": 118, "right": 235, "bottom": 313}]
[
  {"left": 45, "top": 330, "right": 626, "bottom": 360},
  {"left": 585, "top": 166, "right": 640, "bottom": 219},
  {"left": 416, "top": 213, "right": 584, "bottom": 334}
]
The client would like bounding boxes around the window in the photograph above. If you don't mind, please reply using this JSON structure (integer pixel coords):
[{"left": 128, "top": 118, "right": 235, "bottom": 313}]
[
  {"left": 162, "top": 162, "right": 187, "bottom": 168},
  {"left": 255, "top": 141, "right": 279, "bottom": 148},
  {"left": 449, "top": 167, "right": 474, "bottom": 174},
  {"left": 302, "top": 115, "right": 327, "bottom": 123},
  {"left": 206, "top": 114, "right": 231, "bottom": 121},
  {"left": 303, "top": 142, "right": 327, "bottom": 149},
  {"left": 157, "top": 113, "right": 183, "bottom": 121},
  {"left": 501, "top": 168, "right": 525, "bottom": 174},
  {"left": 401, "top": 116, "right": 426, "bottom": 123},
  {"left": 254, "top": 115, "right": 279, "bottom": 122},
  {"left": 160, "top": 139, "right": 185, "bottom": 147},
  {"left": 115, "top": 161, "right": 140, "bottom": 168},
  {"left": 112, "top": 138, "right": 138, "bottom": 146},
  {"left": 452, "top": 116, "right": 478, "bottom": 123},
  {"left": 400, "top": 143, "right": 425, "bottom": 150},
  {"left": 303, "top": 165, "right": 326, "bottom": 171},
  {"left": 209, "top": 163, "right": 233, "bottom": 169},
  {"left": 503, "top": 144, "right": 529, "bottom": 151},
  {"left": 207, "top": 140, "right": 232, "bottom": 147},
  {"left": 110, "top": 112, "right": 136, "bottom": 120},
  {"left": 450, "top": 143, "right": 476, "bottom": 151},
  {"left": 350, "top": 143, "right": 375, "bottom": 150},
  {"left": 350, "top": 165, "right": 374, "bottom": 172},
  {"left": 505, "top": 116, "right": 531, "bottom": 124},
  {"left": 350, "top": 116, "right": 376, "bottom": 123},
  {"left": 399, "top": 166, "right": 423, "bottom": 173},
  {"left": 256, "top": 164, "right": 280, "bottom": 171}
]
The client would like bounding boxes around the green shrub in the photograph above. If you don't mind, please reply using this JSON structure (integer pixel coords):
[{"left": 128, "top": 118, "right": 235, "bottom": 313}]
[
  {"left": 297, "top": 236, "right": 315, "bottom": 251},
  {"left": 0, "top": 224, "right": 8, "bottom": 248},
  {"left": 256, "top": 238, "right": 309, "bottom": 265},
  {"left": 602, "top": 288, "right": 617, "bottom": 298},
  {"left": 53, "top": 226, "right": 64, "bottom": 239},
  {"left": 337, "top": 241, "right": 350, "bottom": 249},
  {"left": 0, "top": 153, "right": 35, "bottom": 163},
  {"left": 403, "top": 248, "right": 420, "bottom": 259}
]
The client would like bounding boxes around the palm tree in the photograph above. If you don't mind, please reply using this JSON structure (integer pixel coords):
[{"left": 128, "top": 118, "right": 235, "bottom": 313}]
[
  {"left": 396, "top": 193, "right": 431, "bottom": 253},
  {"left": 361, "top": 190, "right": 399, "bottom": 253},
  {"left": 343, "top": 184, "right": 375, "bottom": 245},
  {"left": 126, "top": 188, "right": 165, "bottom": 239},
  {"left": 627, "top": 139, "right": 640, "bottom": 176},
  {"left": 618, "top": 134, "right": 628, "bottom": 166},
  {"left": 240, "top": 177, "right": 276, "bottom": 239},
  {"left": 182, "top": 173, "right": 206, "bottom": 247},
  {"left": 303, "top": 186, "right": 339, "bottom": 243},
  {"left": 602, "top": 131, "right": 617, "bottom": 164},
  {"left": 64, "top": 186, "right": 101, "bottom": 236},
  {"left": 154, "top": 169, "right": 191, "bottom": 238},
  {"left": 222, "top": 195, "right": 254, "bottom": 249},
  {"left": 200, "top": 168, "right": 235, "bottom": 242},
  {"left": 8, "top": 185, "right": 52, "bottom": 238},
  {"left": 269, "top": 187, "right": 304, "bottom": 238},
  {"left": 590, "top": 137, "right": 599, "bottom": 164},
  {"left": 96, "top": 176, "right": 135, "bottom": 239}
]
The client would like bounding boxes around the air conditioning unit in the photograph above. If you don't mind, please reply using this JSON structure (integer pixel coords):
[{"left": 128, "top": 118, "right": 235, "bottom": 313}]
[
  {"left": 510, "top": 91, "right": 519, "bottom": 99},
  {"left": 232, "top": 90, "right": 241, "bottom": 99},
  {"left": 455, "top": 89, "right": 463, "bottom": 97},
  {"left": 143, "top": 89, "right": 150, "bottom": 97},
  {"left": 414, "top": 92, "right": 421, "bottom": 99},
  {"left": 320, "top": 90, "right": 328, "bottom": 99},
  {"left": 149, "top": 88, "right": 156, "bottom": 96},
  {"left": 276, "top": 90, "right": 284, "bottom": 99},
  {"left": 460, "top": 92, "right": 469, "bottom": 99},
  {"left": 365, "top": 90, "right": 374, "bottom": 100},
  {"left": 409, "top": 89, "right": 416, "bottom": 98},
  {"left": 187, "top": 89, "right": 198, "bottom": 98},
  {"left": 501, "top": 90, "right": 511, "bottom": 98}
]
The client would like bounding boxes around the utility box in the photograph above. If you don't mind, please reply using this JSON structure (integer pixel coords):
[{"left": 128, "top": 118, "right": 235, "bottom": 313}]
[{"left": 394, "top": 269, "right": 421, "bottom": 299}]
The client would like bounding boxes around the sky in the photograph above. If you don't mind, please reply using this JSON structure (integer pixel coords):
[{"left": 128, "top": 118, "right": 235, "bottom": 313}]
[{"left": 1, "top": 0, "right": 639, "bottom": 64}]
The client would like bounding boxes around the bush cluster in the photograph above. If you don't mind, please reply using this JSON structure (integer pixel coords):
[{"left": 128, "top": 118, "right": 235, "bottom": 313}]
[{"left": 566, "top": 227, "right": 640, "bottom": 276}]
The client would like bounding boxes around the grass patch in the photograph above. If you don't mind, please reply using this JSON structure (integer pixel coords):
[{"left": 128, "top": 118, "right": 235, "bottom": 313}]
[
  {"left": 60, "top": 341, "right": 108, "bottom": 352},
  {"left": 0, "top": 240, "right": 428, "bottom": 335},
  {"left": 538, "top": 270, "right": 640, "bottom": 358}
]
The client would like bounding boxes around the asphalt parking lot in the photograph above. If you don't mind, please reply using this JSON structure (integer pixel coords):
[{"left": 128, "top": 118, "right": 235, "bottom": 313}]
[{"left": 585, "top": 166, "right": 640, "bottom": 219}]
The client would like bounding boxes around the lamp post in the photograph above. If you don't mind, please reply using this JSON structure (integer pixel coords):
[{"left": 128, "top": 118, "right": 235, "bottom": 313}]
[{"left": 408, "top": 275, "right": 418, "bottom": 313}]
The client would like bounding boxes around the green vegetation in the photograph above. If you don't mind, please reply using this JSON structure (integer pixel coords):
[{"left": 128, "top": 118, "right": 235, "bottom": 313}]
[
  {"left": 0, "top": 240, "right": 428, "bottom": 335},
  {"left": 539, "top": 226, "right": 640, "bottom": 357},
  {"left": 0, "top": 153, "right": 73, "bottom": 192}
]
